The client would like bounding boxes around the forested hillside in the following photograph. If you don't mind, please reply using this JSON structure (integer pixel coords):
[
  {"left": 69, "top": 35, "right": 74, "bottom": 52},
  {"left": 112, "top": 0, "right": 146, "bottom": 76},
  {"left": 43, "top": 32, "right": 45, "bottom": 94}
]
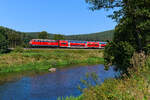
[
  {"left": 64, "top": 30, "right": 114, "bottom": 41},
  {"left": 0, "top": 26, "right": 32, "bottom": 48},
  {"left": 0, "top": 26, "right": 114, "bottom": 48},
  {"left": 25, "top": 30, "right": 114, "bottom": 41},
  {"left": 25, "top": 32, "right": 56, "bottom": 39}
]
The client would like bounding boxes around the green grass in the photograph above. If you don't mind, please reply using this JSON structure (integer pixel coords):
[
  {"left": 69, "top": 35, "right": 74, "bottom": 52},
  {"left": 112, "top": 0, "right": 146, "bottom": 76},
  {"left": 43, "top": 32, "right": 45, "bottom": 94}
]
[
  {"left": 0, "top": 49, "right": 104, "bottom": 74},
  {"left": 57, "top": 96, "right": 84, "bottom": 100}
]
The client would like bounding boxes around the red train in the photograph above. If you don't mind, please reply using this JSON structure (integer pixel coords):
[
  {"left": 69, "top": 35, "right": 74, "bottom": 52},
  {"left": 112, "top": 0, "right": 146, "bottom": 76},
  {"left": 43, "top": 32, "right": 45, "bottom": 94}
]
[{"left": 29, "top": 39, "right": 107, "bottom": 48}]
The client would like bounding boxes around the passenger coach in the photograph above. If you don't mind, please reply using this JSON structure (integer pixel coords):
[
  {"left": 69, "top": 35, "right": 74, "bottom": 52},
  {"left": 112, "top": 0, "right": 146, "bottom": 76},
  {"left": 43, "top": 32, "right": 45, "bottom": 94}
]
[{"left": 29, "top": 39, "right": 107, "bottom": 48}]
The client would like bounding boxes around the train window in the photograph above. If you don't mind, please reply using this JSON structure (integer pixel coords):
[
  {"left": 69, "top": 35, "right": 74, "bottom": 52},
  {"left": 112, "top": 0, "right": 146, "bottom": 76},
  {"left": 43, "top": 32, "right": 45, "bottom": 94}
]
[
  {"left": 61, "top": 43, "right": 66, "bottom": 44},
  {"left": 69, "top": 41, "right": 86, "bottom": 43},
  {"left": 49, "top": 41, "right": 56, "bottom": 43}
]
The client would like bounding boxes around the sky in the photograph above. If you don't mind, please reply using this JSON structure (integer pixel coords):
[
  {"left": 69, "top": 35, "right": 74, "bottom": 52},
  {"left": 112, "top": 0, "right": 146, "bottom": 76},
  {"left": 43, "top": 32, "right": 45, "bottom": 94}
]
[{"left": 0, "top": 0, "right": 117, "bottom": 35}]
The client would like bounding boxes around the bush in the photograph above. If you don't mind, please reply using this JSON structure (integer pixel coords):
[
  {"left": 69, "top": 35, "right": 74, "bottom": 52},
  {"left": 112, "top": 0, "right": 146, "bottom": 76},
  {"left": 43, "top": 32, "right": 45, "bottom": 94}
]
[
  {"left": 104, "top": 41, "right": 135, "bottom": 74},
  {"left": 144, "top": 44, "right": 150, "bottom": 55},
  {"left": 13, "top": 46, "right": 24, "bottom": 53}
]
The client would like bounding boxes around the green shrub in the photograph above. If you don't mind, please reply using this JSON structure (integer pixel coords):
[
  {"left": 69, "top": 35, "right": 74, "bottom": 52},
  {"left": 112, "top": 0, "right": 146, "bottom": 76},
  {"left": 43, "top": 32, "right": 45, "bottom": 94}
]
[
  {"left": 57, "top": 96, "right": 84, "bottom": 100},
  {"left": 144, "top": 44, "right": 150, "bottom": 55},
  {"left": 13, "top": 46, "right": 24, "bottom": 53},
  {"left": 104, "top": 41, "right": 135, "bottom": 74}
]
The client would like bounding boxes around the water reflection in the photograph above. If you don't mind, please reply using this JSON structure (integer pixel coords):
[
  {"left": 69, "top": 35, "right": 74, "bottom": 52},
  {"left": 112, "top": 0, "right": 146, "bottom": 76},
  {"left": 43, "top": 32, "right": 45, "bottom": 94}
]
[{"left": 0, "top": 64, "right": 118, "bottom": 100}]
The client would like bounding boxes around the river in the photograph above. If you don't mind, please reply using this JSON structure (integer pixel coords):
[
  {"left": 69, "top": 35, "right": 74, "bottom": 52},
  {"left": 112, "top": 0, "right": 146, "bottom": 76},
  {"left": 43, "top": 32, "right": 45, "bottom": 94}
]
[{"left": 0, "top": 64, "right": 118, "bottom": 100}]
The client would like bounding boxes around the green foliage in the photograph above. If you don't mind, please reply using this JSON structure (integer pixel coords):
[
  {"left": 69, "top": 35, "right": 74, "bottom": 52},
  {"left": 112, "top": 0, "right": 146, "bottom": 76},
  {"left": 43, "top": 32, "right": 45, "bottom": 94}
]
[
  {"left": 25, "top": 30, "right": 114, "bottom": 41},
  {"left": 104, "top": 41, "right": 135, "bottom": 73},
  {"left": 0, "top": 31, "right": 8, "bottom": 54},
  {"left": 86, "top": 0, "right": 150, "bottom": 51},
  {"left": 38, "top": 31, "right": 49, "bottom": 39},
  {"left": 86, "top": 0, "right": 150, "bottom": 75},
  {"left": 0, "top": 26, "right": 31, "bottom": 48},
  {"left": 144, "top": 44, "right": 150, "bottom": 54},
  {"left": 113, "top": 13, "right": 150, "bottom": 51},
  {"left": 65, "top": 30, "right": 114, "bottom": 41},
  {"left": 57, "top": 96, "right": 84, "bottom": 100},
  {"left": 77, "top": 72, "right": 99, "bottom": 93},
  {"left": 54, "top": 34, "right": 64, "bottom": 40},
  {"left": 13, "top": 46, "right": 24, "bottom": 53}
]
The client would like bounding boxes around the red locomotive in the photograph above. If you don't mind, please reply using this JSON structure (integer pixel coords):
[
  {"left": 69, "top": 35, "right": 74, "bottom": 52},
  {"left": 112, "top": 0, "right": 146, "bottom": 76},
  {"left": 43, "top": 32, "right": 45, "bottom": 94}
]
[{"left": 29, "top": 39, "right": 107, "bottom": 48}]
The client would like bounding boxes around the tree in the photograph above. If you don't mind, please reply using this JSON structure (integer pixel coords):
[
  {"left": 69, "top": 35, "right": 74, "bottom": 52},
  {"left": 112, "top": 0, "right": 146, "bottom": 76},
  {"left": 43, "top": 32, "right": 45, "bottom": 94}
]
[
  {"left": 0, "top": 26, "right": 37, "bottom": 48},
  {"left": 54, "top": 34, "right": 64, "bottom": 40},
  {"left": 38, "top": 31, "right": 49, "bottom": 39},
  {"left": 86, "top": 0, "right": 150, "bottom": 51},
  {"left": 7, "top": 32, "right": 22, "bottom": 48},
  {"left": 86, "top": 0, "right": 150, "bottom": 73},
  {"left": 104, "top": 41, "right": 135, "bottom": 73},
  {"left": 21, "top": 33, "right": 33, "bottom": 47},
  {"left": 0, "top": 26, "right": 24, "bottom": 48},
  {"left": 0, "top": 31, "right": 8, "bottom": 54}
]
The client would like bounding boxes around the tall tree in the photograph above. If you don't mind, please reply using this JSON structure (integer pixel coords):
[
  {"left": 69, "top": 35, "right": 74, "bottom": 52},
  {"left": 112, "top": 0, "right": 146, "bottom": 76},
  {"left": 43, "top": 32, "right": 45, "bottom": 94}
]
[
  {"left": 38, "top": 31, "right": 49, "bottom": 39},
  {"left": 0, "top": 31, "right": 8, "bottom": 54},
  {"left": 0, "top": 26, "right": 24, "bottom": 48},
  {"left": 86, "top": 0, "right": 150, "bottom": 51},
  {"left": 0, "top": 26, "right": 37, "bottom": 48},
  {"left": 86, "top": 0, "right": 150, "bottom": 73}
]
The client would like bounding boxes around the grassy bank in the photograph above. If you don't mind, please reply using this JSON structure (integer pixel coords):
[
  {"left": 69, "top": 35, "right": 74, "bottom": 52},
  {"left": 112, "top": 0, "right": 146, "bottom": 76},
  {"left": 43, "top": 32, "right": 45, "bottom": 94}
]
[
  {"left": 62, "top": 55, "right": 150, "bottom": 100},
  {"left": 0, "top": 49, "right": 104, "bottom": 74}
]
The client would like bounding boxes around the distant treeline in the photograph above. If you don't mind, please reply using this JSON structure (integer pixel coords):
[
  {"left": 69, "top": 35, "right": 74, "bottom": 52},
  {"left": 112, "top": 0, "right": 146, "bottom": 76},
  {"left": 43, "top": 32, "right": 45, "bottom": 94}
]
[
  {"left": 65, "top": 30, "right": 114, "bottom": 41},
  {"left": 0, "top": 26, "right": 114, "bottom": 48},
  {"left": 26, "top": 30, "right": 114, "bottom": 41}
]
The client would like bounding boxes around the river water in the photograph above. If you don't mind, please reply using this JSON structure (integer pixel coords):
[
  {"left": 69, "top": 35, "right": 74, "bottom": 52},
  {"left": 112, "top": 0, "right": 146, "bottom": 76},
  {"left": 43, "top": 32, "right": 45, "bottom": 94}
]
[{"left": 0, "top": 64, "right": 118, "bottom": 100}]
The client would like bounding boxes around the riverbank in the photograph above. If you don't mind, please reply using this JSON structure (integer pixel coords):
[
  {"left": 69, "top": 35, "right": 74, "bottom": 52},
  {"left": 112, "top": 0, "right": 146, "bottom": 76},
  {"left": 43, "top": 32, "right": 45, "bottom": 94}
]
[
  {"left": 0, "top": 49, "right": 104, "bottom": 74},
  {"left": 62, "top": 56, "right": 150, "bottom": 100}
]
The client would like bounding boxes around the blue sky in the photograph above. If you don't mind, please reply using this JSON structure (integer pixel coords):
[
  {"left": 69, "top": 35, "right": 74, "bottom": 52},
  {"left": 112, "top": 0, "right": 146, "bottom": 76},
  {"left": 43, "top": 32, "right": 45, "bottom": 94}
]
[{"left": 0, "top": 0, "right": 116, "bottom": 35}]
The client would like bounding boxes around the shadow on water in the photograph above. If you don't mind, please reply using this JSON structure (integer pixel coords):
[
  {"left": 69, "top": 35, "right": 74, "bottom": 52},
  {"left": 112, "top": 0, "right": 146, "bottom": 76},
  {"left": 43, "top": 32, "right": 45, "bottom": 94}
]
[{"left": 0, "top": 64, "right": 118, "bottom": 100}]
